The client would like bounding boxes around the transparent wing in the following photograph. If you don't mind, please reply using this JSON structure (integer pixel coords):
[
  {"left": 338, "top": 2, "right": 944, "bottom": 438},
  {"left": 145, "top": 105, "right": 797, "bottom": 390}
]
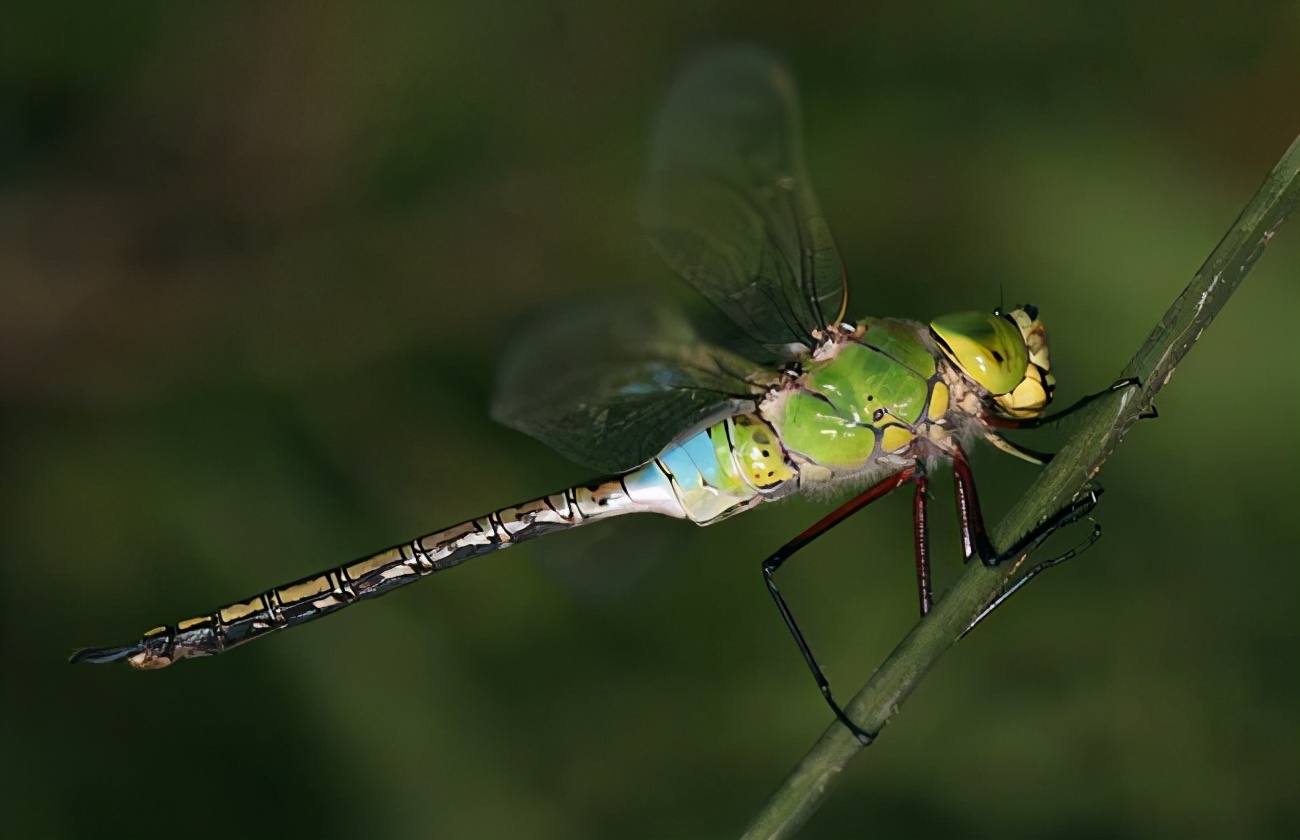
[
  {"left": 639, "top": 45, "right": 846, "bottom": 352},
  {"left": 491, "top": 296, "right": 776, "bottom": 474}
]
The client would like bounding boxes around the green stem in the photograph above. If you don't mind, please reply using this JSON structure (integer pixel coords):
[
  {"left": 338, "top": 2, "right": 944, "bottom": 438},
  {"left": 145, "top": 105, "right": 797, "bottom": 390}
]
[{"left": 741, "top": 132, "right": 1300, "bottom": 840}]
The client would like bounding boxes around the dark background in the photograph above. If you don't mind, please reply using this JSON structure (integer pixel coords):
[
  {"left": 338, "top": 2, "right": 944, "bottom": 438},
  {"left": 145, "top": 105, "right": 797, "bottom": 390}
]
[{"left": 3, "top": 3, "right": 1298, "bottom": 838}]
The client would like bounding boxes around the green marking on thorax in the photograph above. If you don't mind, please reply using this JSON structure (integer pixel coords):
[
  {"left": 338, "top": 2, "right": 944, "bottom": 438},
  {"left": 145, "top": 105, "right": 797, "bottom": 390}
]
[{"left": 772, "top": 320, "right": 935, "bottom": 469}]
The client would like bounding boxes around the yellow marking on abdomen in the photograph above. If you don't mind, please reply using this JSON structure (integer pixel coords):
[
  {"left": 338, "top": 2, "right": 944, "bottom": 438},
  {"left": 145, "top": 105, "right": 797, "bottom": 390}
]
[
  {"left": 277, "top": 576, "right": 332, "bottom": 605},
  {"left": 344, "top": 547, "right": 405, "bottom": 582},
  {"left": 219, "top": 595, "right": 268, "bottom": 625}
]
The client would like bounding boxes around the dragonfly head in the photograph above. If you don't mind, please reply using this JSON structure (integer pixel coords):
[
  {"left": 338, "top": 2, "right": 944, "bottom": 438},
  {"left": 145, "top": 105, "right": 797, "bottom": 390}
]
[{"left": 930, "top": 305, "right": 1055, "bottom": 419}]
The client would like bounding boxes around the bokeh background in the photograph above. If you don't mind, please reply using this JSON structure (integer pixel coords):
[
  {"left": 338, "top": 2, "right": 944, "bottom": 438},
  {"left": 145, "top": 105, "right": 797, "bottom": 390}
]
[{"left": 3, "top": 3, "right": 1298, "bottom": 838}]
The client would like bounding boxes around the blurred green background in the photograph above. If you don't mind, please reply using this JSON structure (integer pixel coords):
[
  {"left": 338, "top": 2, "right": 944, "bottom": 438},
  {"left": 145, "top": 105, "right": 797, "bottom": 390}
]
[{"left": 3, "top": 2, "right": 1299, "bottom": 838}]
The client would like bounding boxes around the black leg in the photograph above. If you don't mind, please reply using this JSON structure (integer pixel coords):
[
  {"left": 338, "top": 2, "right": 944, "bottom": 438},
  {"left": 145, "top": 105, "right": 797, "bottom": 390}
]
[
  {"left": 762, "top": 468, "right": 916, "bottom": 745},
  {"left": 958, "top": 519, "right": 1102, "bottom": 639},
  {"left": 949, "top": 441, "right": 1106, "bottom": 634},
  {"left": 764, "top": 445, "right": 1103, "bottom": 743},
  {"left": 950, "top": 443, "right": 1101, "bottom": 567},
  {"left": 989, "top": 377, "right": 1140, "bottom": 430}
]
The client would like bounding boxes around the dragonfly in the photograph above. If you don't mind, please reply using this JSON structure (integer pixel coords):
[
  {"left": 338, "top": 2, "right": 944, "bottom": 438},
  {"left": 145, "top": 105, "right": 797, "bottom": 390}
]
[{"left": 71, "top": 46, "right": 1131, "bottom": 744}]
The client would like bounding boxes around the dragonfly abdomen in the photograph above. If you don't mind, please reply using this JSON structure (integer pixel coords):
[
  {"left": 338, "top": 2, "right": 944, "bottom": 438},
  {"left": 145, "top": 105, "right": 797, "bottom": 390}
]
[
  {"left": 69, "top": 414, "right": 794, "bottom": 670},
  {"left": 633, "top": 412, "right": 797, "bottom": 524},
  {"left": 65, "top": 486, "right": 611, "bottom": 668}
]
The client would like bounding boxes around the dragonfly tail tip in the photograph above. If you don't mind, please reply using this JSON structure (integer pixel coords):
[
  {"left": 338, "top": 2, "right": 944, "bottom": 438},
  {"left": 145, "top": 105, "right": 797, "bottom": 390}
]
[{"left": 68, "top": 644, "right": 140, "bottom": 666}]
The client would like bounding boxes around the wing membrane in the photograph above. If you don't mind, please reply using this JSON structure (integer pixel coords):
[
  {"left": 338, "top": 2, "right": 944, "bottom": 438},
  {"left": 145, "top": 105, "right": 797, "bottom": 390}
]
[
  {"left": 491, "top": 297, "right": 776, "bottom": 473},
  {"left": 639, "top": 45, "right": 846, "bottom": 351}
]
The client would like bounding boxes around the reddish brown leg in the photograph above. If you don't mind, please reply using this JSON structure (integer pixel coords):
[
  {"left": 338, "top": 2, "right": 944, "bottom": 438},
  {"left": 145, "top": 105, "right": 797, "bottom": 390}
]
[
  {"left": 951, "top": 444, "right": 996, "bottom": 564},
  {"left": 762, "top": 467, "right": 917, "bottom": 745},
  {"left": 950, "top": 441, "right": 1099, "bottom": 568},
  {"left": 912, "top": 466, "right": 933, "bottom": 616},
  {"left": 762, "top": 449, "right": 1100, "bottom": 743}
]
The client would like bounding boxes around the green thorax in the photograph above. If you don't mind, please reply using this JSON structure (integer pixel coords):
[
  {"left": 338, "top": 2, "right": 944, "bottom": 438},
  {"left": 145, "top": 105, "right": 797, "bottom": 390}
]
[{"left": 768, "top": 319, "right": 943, "bottom": 470}]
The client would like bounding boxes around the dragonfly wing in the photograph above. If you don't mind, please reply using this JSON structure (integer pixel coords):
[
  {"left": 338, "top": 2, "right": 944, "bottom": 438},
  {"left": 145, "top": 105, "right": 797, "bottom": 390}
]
[
  {"left": 491, "top": 297, "right": 776, "bottom": 474},
  {"left": 640, "top": 45, "right": 846, "bottom": 352}
]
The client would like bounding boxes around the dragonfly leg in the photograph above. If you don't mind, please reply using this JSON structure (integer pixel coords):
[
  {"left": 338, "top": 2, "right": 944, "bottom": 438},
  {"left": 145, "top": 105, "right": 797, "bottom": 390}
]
[
  {"left": 949, "top": 442, "right": 1105, "bottom": 633},
  {"left": 761, "top": 467, "right": 917, "bottom": 745},
  {"left": 958, "top": 522, "right": 1102, "bottom": 639},
  {"left": 912, "top": 461, "right": 933, "bottom": 617},
  {"left": 990, "top": 377, "right": 1142, "bottom": 430},
  {"left": 981, "top": 430, "right": 1055, "bottom": 466},
  {"left": 951, "top": 442, "right": 1101, "bottom": 567}
]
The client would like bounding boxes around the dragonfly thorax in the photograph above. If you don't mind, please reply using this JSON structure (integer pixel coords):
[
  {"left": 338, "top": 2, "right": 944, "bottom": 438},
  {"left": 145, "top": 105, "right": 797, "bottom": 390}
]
[{"left": 760, "top": 318, "right": 957, "bottom": 480}]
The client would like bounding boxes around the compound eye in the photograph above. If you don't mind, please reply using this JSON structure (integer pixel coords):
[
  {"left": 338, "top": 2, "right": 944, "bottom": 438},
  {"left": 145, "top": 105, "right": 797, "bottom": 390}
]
[{"left": 929, "top": 311, "right": 1029, "bottom": 395}]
